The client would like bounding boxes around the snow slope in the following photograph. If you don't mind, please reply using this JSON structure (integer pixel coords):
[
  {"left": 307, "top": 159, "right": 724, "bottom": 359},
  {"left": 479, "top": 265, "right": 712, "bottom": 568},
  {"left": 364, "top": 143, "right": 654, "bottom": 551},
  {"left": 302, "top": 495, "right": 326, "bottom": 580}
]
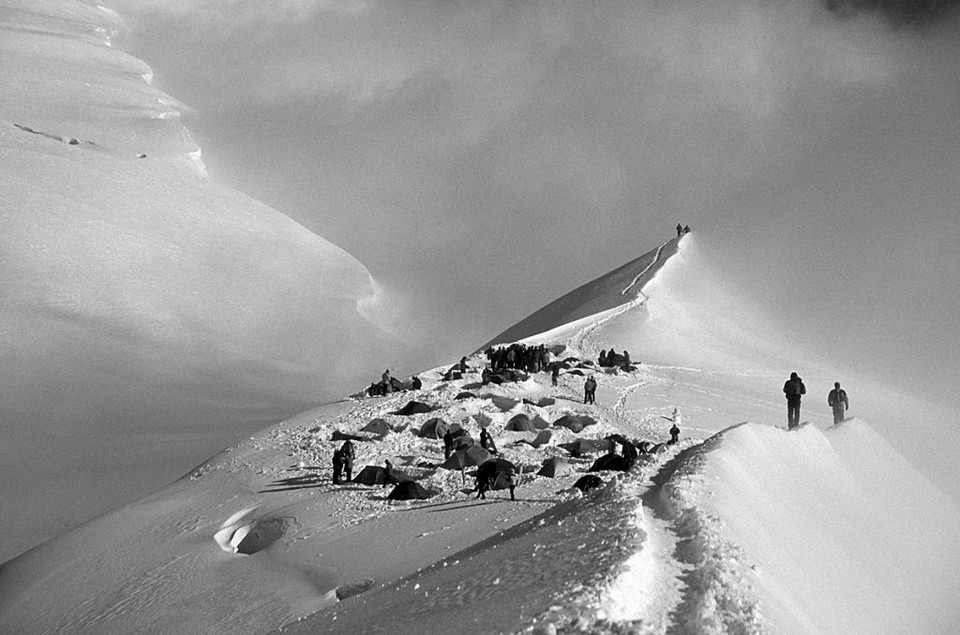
[
  {"left": 2, "top": 233, "right": 957, "bottom": 634},
  {"left": 0, "top": 0, "right": 398, "bottom": 561}
]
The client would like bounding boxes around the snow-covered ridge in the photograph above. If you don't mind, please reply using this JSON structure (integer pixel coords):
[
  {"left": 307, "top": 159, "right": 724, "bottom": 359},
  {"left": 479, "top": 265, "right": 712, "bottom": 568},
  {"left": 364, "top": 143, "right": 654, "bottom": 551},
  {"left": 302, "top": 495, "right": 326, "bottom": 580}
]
[
  {"left": 637, "top": 420, "right": 960, "bottom": 633},
  {"left": 3, "top": 233, "right": 958, "bottom": 633},
  {"left": 480, "top": 236, "right": 679, "bottom": 349}
]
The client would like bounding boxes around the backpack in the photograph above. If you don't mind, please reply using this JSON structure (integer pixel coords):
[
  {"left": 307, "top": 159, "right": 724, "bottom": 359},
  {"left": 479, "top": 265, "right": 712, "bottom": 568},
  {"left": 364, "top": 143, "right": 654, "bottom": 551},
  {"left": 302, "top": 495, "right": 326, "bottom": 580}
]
[{"left": 785, "top": 379, "right": 803, "bottom": 397}]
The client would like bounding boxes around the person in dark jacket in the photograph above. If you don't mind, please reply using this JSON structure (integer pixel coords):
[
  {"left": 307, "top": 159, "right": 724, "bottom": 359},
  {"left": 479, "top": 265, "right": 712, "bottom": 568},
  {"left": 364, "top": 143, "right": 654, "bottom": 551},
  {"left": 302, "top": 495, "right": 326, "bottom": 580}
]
[
  {"left": 551, "top": 363, "right": 560, "bottom": 387},
  {"left": 677, "top": 223, "right": 684, "bottom": 237},
  {"left": 827, "top": 382, "right": 849, "bottom": 424},
  {"left": 383, "top": 459, "right": 397, "bottom": 488},
  {"left": 339, "top": 440, "right": 356, "bottom": 481},
  {"left": 669, "top": 423, "right": 680, "bottom": 445},
  {"left": 479, "top": 427, "right": 498, "bottom": 455},
  {"left": 443, "top": 429, "right": 455, "bottom": 460},
  {"left": 584, "top": 376, "right": 597, "bottom": 404},
  {"left": 411, "top": 375, "right": 422, "bottom": 390},
  {"left": 474, "top": 471, "right": 489, "bottom": 500},
  {"left": 507, "top": 468, "right": 518, "bottom": 501},
  {"left": 783, "top": 372, "right": 807, "bottom": 429},
  {"left": 332, "top": 448, "right": 343, "bottom": 485}
]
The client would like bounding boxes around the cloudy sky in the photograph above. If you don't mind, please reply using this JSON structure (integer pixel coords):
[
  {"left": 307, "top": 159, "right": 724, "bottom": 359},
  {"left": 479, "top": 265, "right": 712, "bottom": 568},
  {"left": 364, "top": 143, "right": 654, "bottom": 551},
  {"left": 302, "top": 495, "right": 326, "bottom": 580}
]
[{"left": 118, "top": 0, "right": 960, "bottom": 403}]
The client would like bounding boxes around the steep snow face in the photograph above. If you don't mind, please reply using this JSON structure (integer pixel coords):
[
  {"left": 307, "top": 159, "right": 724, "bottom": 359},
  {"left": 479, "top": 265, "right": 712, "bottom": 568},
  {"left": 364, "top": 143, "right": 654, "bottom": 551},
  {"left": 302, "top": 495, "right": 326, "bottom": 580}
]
[
  {"left": 654, "top": 421, "right": 960, "bottom": 634},
  {"left": 0, "top": 0, "right": 397, "bottom": 561}
]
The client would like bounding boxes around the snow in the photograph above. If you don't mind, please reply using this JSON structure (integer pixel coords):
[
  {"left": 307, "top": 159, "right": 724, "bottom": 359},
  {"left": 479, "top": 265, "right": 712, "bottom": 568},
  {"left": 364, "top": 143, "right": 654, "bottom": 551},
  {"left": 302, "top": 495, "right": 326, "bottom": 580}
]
[
  {"left": 2, "top": 229, "right": 958, "bottom": 633},
  {"left": 0, "top": 0, "right": 399, "bottom": 560},
  {"left": 2, "top": 1, "right": 959, "bottom": 633}
]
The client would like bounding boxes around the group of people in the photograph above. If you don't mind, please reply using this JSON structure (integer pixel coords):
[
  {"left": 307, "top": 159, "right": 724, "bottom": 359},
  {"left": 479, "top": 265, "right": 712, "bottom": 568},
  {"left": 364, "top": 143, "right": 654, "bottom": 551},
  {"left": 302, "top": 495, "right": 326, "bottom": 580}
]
[
  {"left": 474, "top": 465, "right": 517, "bottom": 501},
  {"left": 782, "top": 372, "right": 850, "bottom": 428},
  {"left": 598, "top": 349, "right": 632, "bottom": 368},
  {"left": 675, "top": 223, "right": 692, "bottom": 237},
  {"left": 484, "top": 343, "right": 551, "bottom": 374},
  {"left": 366, "top": 369, "right": 422, "bottom": 397}
]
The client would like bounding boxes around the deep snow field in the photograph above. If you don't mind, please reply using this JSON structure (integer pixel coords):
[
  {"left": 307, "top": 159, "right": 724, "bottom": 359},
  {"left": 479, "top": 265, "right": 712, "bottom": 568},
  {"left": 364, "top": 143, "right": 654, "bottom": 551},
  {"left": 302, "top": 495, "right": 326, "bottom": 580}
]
[
  {"left": 0, "top": 0, "right": 397, "bottom": 560},
  {"left": 3, "top": 2, "right": 960, "bottom": 633},
  {"left": 2, "top": 235, "right": 959, "bottom": 634}
]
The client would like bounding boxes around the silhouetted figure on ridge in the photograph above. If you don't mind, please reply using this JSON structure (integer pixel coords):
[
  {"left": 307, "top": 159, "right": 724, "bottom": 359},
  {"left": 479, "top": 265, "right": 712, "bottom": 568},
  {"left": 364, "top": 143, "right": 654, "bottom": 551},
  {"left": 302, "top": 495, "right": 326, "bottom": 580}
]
[
  {"left": 669, "top": 423, "right": 680, "bottom": 445},
  {"left": 828, "top": 382, "right": 849, "bottom": 425},
  {"left": 676, "top": 223, "right": 684, "bottom": 237},
  {"left": 783, "top": 372, "right": 806, "bottom": 429}
]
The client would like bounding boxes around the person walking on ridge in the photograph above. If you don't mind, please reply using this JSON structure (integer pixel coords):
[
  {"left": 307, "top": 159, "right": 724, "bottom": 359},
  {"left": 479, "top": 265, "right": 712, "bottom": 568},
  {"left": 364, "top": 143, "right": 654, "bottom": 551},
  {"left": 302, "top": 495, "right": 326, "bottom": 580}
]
[
  {"left": 783, "top": 372, "right": 806, "bottom": 429},
  {"left": 827, "top": 382, "right": 849, "bottom": 425}
]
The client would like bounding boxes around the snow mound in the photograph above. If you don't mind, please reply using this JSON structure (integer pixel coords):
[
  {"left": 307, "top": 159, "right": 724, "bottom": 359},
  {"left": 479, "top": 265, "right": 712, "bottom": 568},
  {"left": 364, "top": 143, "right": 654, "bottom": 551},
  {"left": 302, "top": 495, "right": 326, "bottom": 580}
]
[{"left": 652, "top": 420, "right": 960, "bottom": 634}]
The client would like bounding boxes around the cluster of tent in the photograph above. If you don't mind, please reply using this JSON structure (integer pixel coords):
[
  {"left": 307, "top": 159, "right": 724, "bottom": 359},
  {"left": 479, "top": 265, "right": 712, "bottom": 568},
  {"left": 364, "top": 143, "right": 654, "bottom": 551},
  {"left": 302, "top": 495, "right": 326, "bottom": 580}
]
[{"left": 321, "top": 372, "right": 671, "bottom": 499}]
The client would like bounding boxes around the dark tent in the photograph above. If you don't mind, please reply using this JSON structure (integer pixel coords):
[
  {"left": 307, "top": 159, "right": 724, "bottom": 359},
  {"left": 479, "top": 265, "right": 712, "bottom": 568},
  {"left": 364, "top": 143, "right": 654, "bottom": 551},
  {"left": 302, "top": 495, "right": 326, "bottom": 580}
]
[
  {"left": 454, "top": 434, "right": 478, "bottom": 450},
  {"left": 353, "top": 465, "right": 404, "bottom": 486},
  {"left": 394, "top": 401, "right": 434, "bottom": 416},
  {"left": 589, "top": 453, "right": 630, "bottom": 472},
  {"left": 331, "top": 430, "right": 365, "bottom": 442},
  {"left": 361, "top": 418, "right": 392, "bottom": 436},
  {"left": 488, "top": 369, "right": 529, "bottom": 385},
  {"left": 553, "top": 414, "right": 597, "bottom": 433},
  {"left": 553, "top": 415, "right": 586, "bottom": 433},
  {"left": 442, "top": 367, "right": 463, "bottom": 381},
  {"left": 439, "top": 446, "right": 492, "bottom": 470},
  {"left": 418, "top": 417, "right": 449, "bottom": 439},
  {"left": 505, "top": 414, "right": 536, "bottom": 432},
  {"left": 532, "top": 416, "right": 552, "bottom": 430},
  {"left": 387, "top": 480, "right": 432, "bottom": 501},
  {"left": 485, "top": 395, "right": 520, "bottom": 412},
  {"left": 517, "top": 429, "right": 553, "bottom": 449},
  {"left": 523, "top": 396, "right": 556, "bottom": 407},
  {"left": 477, "top": 458, "right": 517, "bottom": 490},
  {"left": 455, "top": 391, "right": 477, "bottom": 400},
  {"left": 537, "top": 457, "right": 574, "bottom": 478},
  {"left": 560, "top": 438, "right": 613, "bottom": 457},
  {"left": 573, "top": 474, "right": 604, "bottom": 493}
]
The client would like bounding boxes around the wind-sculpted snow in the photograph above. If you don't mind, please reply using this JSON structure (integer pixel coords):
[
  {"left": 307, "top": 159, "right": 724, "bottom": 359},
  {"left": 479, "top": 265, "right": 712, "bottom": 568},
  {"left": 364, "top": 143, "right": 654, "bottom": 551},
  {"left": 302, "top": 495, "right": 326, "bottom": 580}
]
[
  {"left": 0, "top": 0, "right": 398, "bottom": 560},
  {"left": 649, "top": 420, "right": 960, "bottom": 633},
  {"left": 479, "top": 237, "right": 679, "bottom": 349}
]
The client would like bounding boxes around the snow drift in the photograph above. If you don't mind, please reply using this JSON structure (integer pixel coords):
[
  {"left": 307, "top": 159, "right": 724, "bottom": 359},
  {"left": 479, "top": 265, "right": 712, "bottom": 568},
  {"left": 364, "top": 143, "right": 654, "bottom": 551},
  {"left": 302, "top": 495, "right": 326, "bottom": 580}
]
[
  {"left": 0, "top": 0, "right": 398, "bottom": 560},
  {"left": 641, "top": 420, "right": 960, "bottom": 633}
]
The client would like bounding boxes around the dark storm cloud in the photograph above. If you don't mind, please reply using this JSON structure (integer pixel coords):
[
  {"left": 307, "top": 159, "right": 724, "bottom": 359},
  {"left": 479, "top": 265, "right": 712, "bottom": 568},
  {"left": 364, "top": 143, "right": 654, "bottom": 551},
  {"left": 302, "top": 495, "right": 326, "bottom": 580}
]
[{"left": 824, "top": 0, "right": 960, "bottom": 25}]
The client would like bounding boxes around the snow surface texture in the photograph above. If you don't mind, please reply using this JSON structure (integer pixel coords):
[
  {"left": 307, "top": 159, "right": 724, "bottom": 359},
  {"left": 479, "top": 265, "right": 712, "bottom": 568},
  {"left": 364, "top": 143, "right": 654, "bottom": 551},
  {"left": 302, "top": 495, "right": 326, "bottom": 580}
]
[
  {"left": 2, "top": 233, "right": 958, "bottom": 634},
  {"left": 0, "top": 0, "right": 398, "bottom": 560}
]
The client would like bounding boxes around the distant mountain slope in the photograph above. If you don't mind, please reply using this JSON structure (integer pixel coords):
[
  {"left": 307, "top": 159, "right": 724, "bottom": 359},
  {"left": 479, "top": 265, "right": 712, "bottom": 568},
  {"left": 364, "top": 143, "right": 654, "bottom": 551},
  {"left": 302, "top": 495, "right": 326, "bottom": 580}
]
[
  {"left": 480, "top": 237, "right": 679, "bottom": 349},
  {"left": 0, "top": 0, "right": 399, "bottom": 561}
]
